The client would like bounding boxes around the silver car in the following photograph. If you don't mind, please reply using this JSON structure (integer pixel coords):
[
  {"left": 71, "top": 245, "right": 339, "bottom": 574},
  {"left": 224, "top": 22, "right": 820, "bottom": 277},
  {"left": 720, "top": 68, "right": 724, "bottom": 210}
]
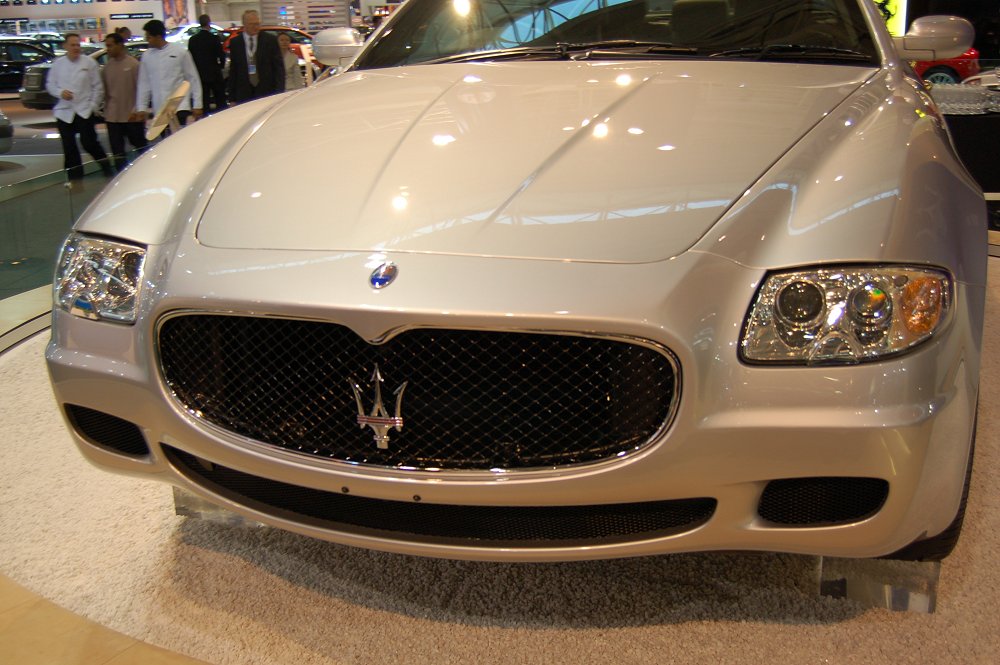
[{"left": 47, "top": 0, "right": 986, "bottom": 563}]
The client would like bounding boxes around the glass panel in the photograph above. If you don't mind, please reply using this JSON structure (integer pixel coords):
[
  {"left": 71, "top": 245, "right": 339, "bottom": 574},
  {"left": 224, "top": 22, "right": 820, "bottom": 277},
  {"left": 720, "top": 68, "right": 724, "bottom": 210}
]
[{"left": 0, "top": 169, "right": 107, "bottom": 301}]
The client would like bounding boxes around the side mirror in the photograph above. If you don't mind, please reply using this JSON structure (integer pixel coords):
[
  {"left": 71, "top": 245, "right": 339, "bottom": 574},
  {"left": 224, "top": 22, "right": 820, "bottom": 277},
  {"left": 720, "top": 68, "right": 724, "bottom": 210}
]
[
  {"left": 313, "top": 28, "right": 364, "bottom": 68},
  {"left": 893, "top": 15, "right": 975, "bottom": 61}
]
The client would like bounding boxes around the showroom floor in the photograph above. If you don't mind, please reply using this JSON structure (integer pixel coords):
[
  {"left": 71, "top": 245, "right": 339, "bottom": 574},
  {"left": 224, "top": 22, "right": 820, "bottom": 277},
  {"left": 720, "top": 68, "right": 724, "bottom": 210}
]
[
  {"left": 2, "top": 264, "right": 999, "bottom": 664},
  {"left": 0, "top": 574, "right": 203, "bottom": 664},
  {"left": 0, "top": 303, "right": 203, "bottom": 663}
]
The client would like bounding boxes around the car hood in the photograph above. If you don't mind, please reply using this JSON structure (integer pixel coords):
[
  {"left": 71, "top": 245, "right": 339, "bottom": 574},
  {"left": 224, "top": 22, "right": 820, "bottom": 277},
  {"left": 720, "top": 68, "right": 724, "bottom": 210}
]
[{"left": 198, "top": 61, "right": 874, "bottom": 263}]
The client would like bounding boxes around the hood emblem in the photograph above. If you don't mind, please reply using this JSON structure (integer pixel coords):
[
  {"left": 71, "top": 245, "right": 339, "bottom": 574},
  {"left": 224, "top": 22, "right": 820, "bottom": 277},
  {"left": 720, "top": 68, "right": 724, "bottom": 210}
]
[
  {"left": 369, "top": 262, "right": 398, "bottom": 289},
  {"left": 350, "top": 364, "right": 408, "bottom": 449}
]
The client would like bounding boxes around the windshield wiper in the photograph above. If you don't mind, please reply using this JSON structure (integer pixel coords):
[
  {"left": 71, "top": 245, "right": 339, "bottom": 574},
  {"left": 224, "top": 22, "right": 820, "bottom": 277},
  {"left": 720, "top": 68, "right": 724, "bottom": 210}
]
[
  {"left": 709, "top": 44, "right": 875, "bottom": 64},
  {"left": 424, "top": 45, "right": 573, "bottom": 64},
  {"left": 570, "top": 40, "right": 699, "bottom": 60},
  {"left": 424, "top": 41, "right": 697, "bottom": 65}
]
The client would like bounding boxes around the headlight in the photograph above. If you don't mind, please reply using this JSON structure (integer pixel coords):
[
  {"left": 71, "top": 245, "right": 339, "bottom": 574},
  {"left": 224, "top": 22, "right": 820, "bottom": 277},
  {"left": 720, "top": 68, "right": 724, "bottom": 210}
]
[
  {"left": 54, "top": 233, "right": 146, "bottom": 324},
  {"left": 741, "top": 266, "right": 950, "bottom": 364}
]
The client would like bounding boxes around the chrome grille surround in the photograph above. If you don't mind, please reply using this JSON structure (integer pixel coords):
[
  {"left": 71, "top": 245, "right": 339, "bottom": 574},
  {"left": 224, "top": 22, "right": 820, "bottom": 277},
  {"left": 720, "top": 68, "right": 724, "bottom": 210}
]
[{"left": 156, "top": 312, "right": 680, "bottom": 472}]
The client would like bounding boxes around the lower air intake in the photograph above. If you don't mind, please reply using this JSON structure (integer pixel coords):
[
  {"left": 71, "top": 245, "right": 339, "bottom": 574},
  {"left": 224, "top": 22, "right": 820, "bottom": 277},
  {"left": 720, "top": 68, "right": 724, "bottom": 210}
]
[
  {"left": 164, "top": 445, "right": 716, "bottom": 547},
  {"left": 758, "top": 477, "right": 889, "bottom": 526},
  {"left": 65, "top": 404, "right": 149, "bottom": 457}
]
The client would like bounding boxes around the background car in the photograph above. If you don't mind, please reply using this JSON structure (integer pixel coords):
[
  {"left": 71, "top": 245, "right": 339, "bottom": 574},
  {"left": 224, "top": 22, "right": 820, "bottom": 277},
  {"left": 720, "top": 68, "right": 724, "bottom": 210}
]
[
  {"left": 18, "top": 41, "right": 149, "bottom": 110},
  {"left": 166, "top": 22, "right": 225, "bottom": 47},
  {"left": 0, "top": 39, "right": 54, "bottom": 90},
  {"left": 914, "top": 47, "right": 981, "bottom": 85},
  {"left": 1, "top": 34, "right": 64, "bottom": 56},
  {"left": 0, "top": 108, "right": 12, "bottom": 154},
  {"left": 15, "top": 31, "right": 63, "bottom": 41}
]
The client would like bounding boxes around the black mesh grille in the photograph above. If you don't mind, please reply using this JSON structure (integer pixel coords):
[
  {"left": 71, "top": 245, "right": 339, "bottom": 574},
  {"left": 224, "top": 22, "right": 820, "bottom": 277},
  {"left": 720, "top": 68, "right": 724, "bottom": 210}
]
[
  {"left": 65, "top": 404, "right": 149, "bottom": 457},
  {"left": 157, "top": 314, "right": 678, "bottom": 470},
  {"left": 164, "top": 445, "right": 716, "bottom": 546},
  {"left": 758, "top": 477, "right": 889, "bottom": 526}
]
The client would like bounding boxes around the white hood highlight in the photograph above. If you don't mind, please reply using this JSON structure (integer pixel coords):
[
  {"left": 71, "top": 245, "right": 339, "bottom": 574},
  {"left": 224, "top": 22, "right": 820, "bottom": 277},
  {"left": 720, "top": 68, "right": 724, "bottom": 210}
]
[{"left": 198, "top": 60, "right": 873, "bottom": 263}]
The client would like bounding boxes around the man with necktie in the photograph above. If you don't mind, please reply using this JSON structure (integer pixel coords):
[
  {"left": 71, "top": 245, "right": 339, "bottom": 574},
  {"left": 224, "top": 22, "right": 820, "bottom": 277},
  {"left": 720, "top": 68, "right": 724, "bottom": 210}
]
[{"left": 227, "top": 10, "right": 285, "bottom": 104}]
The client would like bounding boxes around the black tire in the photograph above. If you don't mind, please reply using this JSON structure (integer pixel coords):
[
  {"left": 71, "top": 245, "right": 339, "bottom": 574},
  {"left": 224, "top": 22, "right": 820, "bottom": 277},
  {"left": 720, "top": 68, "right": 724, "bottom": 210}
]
[
  {"left": 922, "top": 65, "right": 961, "bottom": 85},
  {"left": 884, "top": 414, "right": 976, "bottom": 562}
]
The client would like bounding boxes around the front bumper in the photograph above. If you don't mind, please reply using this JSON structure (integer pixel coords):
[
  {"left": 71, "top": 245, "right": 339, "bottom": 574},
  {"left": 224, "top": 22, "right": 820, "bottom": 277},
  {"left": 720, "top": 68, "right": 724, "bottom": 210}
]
[
  {"left": 18, "top": 89, "right": 55, "bottom": 110},
  {"left": 46, "top": 247, "right": 982, "bottom": 561}
]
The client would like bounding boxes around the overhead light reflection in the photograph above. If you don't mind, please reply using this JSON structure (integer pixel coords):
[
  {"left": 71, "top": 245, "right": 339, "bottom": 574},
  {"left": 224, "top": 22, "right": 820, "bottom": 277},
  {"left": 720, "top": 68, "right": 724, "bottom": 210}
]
[
  {"left": 592, "top": 123, "right": 609, "bottom": 138},
  {"left": 453, "top": 0, "right": 471, "bottom": 16},
  {"left": 657, "top": 144, "right": 676, "bottom": 151},
  {"left": 615, "top": 74, "right": 632, "bottom": 86},
  {"left": 628, "top": 127, "right": 644, "bottom": 135},
  {"left": 392, "top": 196, "right": 408, "bottom": 211},
  {"left": 432, "top": 134, "right": 456, "bottom": 146}
]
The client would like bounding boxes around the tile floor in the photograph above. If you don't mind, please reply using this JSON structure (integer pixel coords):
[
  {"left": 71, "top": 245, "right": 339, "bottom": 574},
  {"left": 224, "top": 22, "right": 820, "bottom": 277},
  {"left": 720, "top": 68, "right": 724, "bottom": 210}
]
[{"left": 0, "top": 574, "right": 206, "bottom": 664}]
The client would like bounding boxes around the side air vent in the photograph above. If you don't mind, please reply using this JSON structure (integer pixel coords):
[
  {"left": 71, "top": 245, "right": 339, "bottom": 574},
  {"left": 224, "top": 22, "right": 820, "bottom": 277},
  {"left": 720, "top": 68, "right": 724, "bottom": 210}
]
[
  {"left": 758, "top": 477, "right": 889, "bottom": 526},
  {"left": 64, "top": 404, "right": 149, "bottom": 457}
]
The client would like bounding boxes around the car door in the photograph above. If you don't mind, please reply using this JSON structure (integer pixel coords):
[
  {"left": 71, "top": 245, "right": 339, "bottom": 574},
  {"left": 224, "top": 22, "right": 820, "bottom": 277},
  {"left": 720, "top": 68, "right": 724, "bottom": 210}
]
[{"left": 0, "top": 44, "right": 16, "bottom": 89}]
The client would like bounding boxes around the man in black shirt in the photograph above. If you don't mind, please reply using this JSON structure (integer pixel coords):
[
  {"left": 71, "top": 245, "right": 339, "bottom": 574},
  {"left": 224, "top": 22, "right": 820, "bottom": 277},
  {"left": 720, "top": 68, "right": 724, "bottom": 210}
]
[{"left": 187, "top": 14, "right": 227, "bottom": 114}]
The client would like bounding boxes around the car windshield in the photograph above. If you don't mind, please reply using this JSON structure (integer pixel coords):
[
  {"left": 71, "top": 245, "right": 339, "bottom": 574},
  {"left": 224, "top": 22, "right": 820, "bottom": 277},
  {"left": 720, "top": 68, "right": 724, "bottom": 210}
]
[{"left": 354, "top": 0, "right": 878, "bottom": 69}]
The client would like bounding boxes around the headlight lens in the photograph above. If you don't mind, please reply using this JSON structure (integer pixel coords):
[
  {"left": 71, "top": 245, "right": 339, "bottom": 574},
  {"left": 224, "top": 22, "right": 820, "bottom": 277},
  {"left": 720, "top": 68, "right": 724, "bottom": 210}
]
[
  {"left": 54, "top": 233, "right": 146, "bottom": 324},
  {"left": 741, "top": 266, "right": 950, "bottom": 364}
]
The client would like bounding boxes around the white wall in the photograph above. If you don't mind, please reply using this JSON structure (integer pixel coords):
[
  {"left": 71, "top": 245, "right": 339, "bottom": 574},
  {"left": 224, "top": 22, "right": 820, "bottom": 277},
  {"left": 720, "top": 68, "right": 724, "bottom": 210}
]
[{"left": 1, "top": 3, "right": 164, "bottom": 40}]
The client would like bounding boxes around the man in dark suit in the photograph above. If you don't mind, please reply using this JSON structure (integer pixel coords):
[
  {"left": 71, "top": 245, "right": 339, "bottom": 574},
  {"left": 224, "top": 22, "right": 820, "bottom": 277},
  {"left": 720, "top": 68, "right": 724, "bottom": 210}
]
[
  {"left": 226, "top": 9, "right": 284, "bottom": 104},
  {"left": 187, "top": 14, "right": 227, "bottom": 114}
]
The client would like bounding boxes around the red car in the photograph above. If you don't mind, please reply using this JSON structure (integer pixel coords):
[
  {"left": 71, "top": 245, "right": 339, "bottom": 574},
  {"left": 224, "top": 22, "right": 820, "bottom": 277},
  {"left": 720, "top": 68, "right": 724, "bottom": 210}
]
[
  {"left": 914, "top": 47, "right": 981, "bottom": 85},
  {"left": 222, "top": 26, "right": 316, "bottom": 65}
]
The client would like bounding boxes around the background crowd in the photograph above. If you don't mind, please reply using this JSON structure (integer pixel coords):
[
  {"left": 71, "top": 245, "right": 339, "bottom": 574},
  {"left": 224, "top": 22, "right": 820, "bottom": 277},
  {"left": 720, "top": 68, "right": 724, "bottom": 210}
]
[{"left": 45, "top": 10, "right": 289, "bottom": 187}]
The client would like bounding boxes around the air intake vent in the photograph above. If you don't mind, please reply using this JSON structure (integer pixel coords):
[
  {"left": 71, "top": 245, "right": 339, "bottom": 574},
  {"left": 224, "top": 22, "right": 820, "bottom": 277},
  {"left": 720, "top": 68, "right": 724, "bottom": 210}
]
[
  {"left": 758, "top": 477, "right": 888, "bottom": 526},
  {"left": 65, "top": 404, "right": 149, "bottom": 457},
  {"left": 164, "top": 445, "right": 716, "bottom": 547}
]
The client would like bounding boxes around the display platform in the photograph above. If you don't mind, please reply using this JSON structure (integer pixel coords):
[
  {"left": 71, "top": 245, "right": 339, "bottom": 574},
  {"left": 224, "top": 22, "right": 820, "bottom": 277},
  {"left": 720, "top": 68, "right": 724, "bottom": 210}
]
[{"left": 175, "top": 487, "right": 944, "bottom": 613}]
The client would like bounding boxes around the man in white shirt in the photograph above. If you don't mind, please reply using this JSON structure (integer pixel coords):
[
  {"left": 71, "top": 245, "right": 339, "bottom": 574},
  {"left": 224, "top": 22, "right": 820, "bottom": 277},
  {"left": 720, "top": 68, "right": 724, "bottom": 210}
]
[
  {"left": 45, "top": 32, "right": 113, "bottom": 182},
  {"left": 133, "top": 19, "right": 203, "bottom": 131}
]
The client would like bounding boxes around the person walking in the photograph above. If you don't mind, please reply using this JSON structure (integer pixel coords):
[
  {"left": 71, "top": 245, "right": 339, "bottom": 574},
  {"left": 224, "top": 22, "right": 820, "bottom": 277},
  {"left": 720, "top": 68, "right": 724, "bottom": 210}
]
[
  {"left": 135, "top": 19, "right": 203, "bottom": 130},
  {"left": 227, "top": 10, "right": 284, "bottom": 104},
  {"left": 45, "top": 32, "right": 113, "bottom": 184},
  {"left": 187, "top": 14, "right": 227, "bottom": 114},
  {"left": 101, "top": 32, "right": 148, "bottom": 172}
]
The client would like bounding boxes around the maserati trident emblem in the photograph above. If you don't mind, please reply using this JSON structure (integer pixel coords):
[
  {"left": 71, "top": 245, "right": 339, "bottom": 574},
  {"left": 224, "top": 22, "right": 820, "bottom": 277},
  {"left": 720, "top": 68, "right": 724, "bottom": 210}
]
[{"left": 350, "top": 365, "right": 408, "bottom": 449}]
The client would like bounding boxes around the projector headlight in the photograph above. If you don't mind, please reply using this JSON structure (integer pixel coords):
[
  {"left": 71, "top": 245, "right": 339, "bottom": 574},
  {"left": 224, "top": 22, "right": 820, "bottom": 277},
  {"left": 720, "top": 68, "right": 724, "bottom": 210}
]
[
  {"left": 741, "top": 266, "right": 950, "bottom": 364},
  {"left": 54, "top": 233, "right": 146, "bottom": 324}
]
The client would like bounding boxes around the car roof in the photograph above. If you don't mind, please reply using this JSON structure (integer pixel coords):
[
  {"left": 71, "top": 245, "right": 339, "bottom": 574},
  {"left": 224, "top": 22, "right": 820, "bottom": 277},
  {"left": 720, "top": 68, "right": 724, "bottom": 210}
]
[{"left": 0, "top": 38, "right": 55, "bottom": 52}]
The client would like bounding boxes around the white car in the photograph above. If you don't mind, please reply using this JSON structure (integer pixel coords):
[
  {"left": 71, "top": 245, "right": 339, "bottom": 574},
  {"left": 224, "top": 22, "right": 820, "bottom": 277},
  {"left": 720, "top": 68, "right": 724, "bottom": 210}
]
[
  {"left": 47, "top": 0, "right": 986, "bottom": 564},
  {"left": 165, "top": 22, "right": 224, "bottom": 46}
]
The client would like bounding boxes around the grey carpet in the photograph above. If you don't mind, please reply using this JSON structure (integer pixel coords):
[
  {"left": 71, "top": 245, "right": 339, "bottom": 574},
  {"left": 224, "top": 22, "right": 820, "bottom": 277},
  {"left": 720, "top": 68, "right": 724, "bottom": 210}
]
[{"left": 2, "top": 262, "right": 999, "bottom": 664}]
